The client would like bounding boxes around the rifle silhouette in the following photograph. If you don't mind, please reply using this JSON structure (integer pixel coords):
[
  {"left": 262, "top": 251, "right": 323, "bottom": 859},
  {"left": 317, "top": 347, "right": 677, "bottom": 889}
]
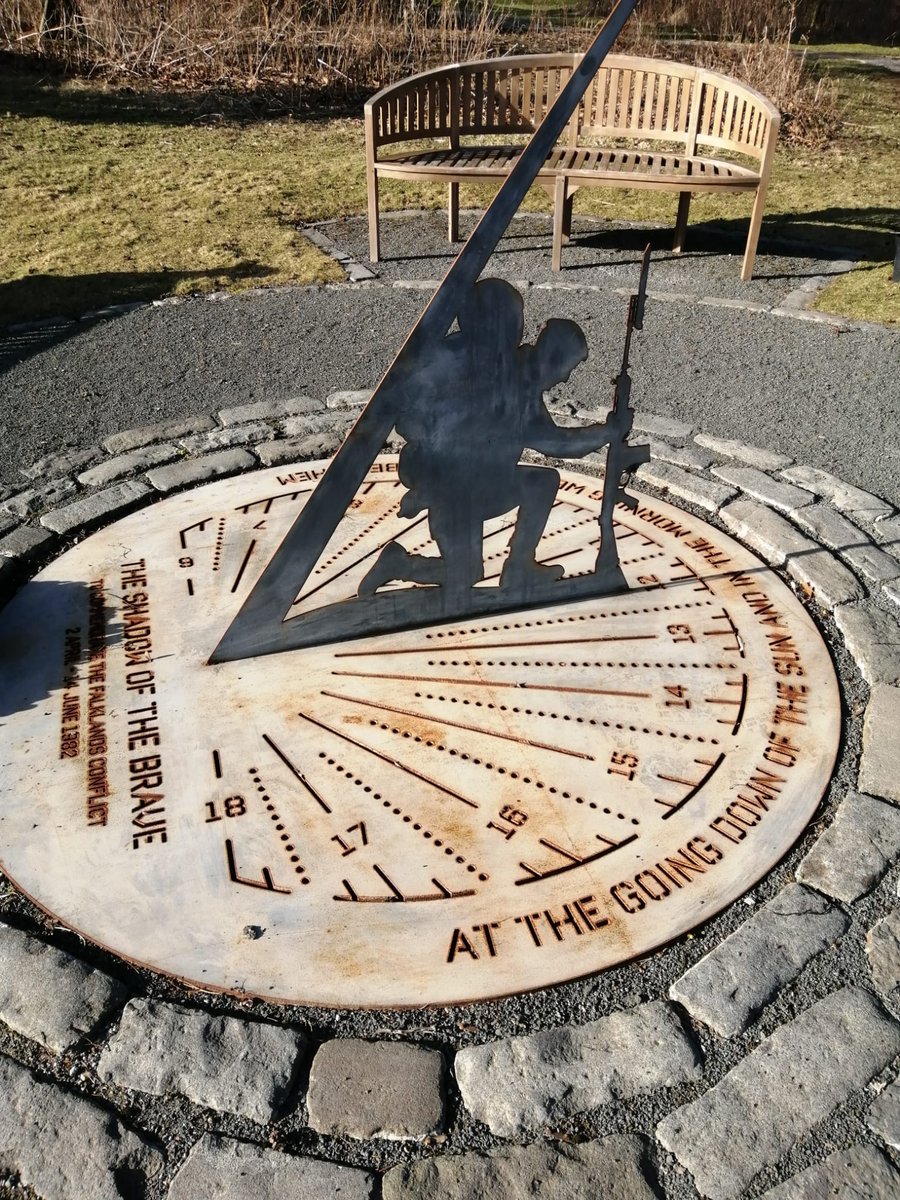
[{"left": 595, "top": 246, "right": 652, "bottom": 589}]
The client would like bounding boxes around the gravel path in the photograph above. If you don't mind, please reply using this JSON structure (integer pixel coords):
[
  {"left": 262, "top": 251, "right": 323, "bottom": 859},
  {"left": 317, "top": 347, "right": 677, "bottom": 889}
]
[{"left": 1, "top": 213, "right": 897, "bottom": 506}]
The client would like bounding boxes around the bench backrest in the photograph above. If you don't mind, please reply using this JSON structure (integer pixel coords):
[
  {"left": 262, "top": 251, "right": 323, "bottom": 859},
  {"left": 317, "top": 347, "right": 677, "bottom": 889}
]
[{"left": 366, "top": 52, "right": 778, "bottom": 162}]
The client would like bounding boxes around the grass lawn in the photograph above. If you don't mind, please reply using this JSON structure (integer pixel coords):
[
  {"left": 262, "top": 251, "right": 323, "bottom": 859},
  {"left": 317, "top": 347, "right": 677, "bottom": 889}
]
[{"left": 0, "top": 52, "right": 897, "bottom": 328}]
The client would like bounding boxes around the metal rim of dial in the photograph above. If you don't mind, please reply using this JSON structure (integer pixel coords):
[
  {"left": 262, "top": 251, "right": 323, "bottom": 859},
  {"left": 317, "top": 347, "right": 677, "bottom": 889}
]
[{"left": 0, "top": 457, "right": 840, "bottom": 1007}]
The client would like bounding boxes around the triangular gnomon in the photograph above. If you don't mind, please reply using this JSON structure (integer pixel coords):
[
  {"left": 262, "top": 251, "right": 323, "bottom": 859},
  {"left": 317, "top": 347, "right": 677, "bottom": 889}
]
[{"left": 210, "top": 0, "right": 643, "bottom": 664}]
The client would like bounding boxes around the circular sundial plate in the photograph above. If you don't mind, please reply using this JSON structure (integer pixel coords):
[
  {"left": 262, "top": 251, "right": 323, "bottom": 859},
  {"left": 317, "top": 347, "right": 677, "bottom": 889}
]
[{"left": 0, "top": 457, "right": 839, "bottom": 1007}]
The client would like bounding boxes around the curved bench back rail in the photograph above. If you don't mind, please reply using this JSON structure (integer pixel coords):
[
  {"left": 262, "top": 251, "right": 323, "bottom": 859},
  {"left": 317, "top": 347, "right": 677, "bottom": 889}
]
[{"left": 364, "top": 52, "right": 780, "bottom": 278}]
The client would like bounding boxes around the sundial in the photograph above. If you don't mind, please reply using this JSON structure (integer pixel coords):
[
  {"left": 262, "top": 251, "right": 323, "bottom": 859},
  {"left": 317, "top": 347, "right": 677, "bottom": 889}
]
[{"left": 0, "top": 0, "right": 840, "bottom": 1008}]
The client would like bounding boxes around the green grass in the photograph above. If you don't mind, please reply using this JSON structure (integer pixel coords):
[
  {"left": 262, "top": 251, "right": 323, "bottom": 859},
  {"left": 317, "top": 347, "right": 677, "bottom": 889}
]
[{"left": 0, "top": 55, "right": 897, "bottom": 329}]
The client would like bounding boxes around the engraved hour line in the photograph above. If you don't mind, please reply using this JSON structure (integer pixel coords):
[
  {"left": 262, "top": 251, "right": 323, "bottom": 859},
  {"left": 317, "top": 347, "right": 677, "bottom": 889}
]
[
  {"left": 333, "top": 632, "right": 659, "bottom": 657},
  {"left": 706, "top": 674, "right": 749, "bottom": 735},
  {"left": 331, "top": 669, "right": 651, "bottom": 701},
  {"left": 334, "top": 865, "right": 476, "bottom": 903},
  {"left": 669, "top": 556, "right": 714, "bottom": 594},
  {"left": 704, "top": 609, "right": 745, "bottom": 657},
  {"left": 298, "top": 712, "right": 480, "bottom": 809},
  {"left": 178, "top": 518, "right": 211, "bottom": 549},
  {"left": 261, "top": 733, "right": 332, "bottom": 813},
  {"left": 230, "top": 540, "right": 257, "bottom": 593},
  {"left": 212, "top": 749, "right": 222, "bottom": 780},
  {"left": 224, "top": 838, "right": 291, "bottom": 894},
  {"left": 235, "top": 488, "right": 311, "bottom": 514},
  {"left": 290, "top": 512, "right": 430, "bottom": 607},
  {"left": 656, "top": 752, "right": 727, "bottom": 819},
  {"left": 186, "top": 578, "right": 194, "bottom": 596},
  {"left": 516, "top": 832, "right": 640, "bottom": 886},
  {"left": 320, "top": 689, "right": 595, "bottom": 761}
]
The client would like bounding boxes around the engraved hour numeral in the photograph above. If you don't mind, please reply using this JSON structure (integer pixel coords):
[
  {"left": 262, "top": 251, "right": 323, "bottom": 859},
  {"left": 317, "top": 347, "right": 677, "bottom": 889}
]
[
  {"left": 667, "top": 623, "right": 695, "bottom": 643},
  {"left": 487, "top": 805, "right": 528, "bottom": 839},
  {"left": 664, "top": 685, "right": 690, "bottom": 708},
  {"left": 608, "top": 751, "right": 638, "bottom": 780},
  {"left": 205, "top": 795, "right": 248, "bottom": 822}
]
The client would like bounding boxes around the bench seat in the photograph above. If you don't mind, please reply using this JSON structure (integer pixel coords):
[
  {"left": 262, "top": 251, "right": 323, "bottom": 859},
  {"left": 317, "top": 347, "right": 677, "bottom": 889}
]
[{"left": 365, "top": 53, "right": 779, "bottom": 278}]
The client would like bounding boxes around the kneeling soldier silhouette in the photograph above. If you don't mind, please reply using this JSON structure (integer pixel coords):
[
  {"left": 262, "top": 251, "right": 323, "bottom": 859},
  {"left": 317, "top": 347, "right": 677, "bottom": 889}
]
[{"left": 359, "top": 278, "right": 628, "bottom": 601}]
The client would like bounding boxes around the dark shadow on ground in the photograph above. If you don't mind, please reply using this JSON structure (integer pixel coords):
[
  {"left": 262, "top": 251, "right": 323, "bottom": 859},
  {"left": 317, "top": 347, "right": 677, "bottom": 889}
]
[{"left": 0, "top": 264, "right": 276, "bottom": 370}]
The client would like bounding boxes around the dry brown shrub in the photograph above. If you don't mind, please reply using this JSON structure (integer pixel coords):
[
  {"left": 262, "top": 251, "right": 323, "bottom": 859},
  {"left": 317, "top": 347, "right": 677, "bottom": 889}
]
[
  {"left": 0, "top": 0, "right": 843, "bottom": 141},
  {"left": 0, "top": 0, "right": 503, "bottom": 100}
]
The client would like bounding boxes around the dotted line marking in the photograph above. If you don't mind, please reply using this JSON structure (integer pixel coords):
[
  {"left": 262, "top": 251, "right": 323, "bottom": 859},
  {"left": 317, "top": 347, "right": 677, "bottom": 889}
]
[
  {"left": 248, "top": 768, "right": 310, "bottom": 883},
  {"left": 414, "top": 689, "right": 720, "bottom": 746}
]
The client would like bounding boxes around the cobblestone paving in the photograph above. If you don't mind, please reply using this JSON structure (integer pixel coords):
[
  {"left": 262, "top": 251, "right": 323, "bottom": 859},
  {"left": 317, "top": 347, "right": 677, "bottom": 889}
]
[{"left": 0, "top": 225, "right": 899, "bottom": 1198}]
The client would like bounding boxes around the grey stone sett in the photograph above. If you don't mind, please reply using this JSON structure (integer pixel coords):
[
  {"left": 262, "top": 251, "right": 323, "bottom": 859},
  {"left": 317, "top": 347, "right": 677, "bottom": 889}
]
[
  {"left": 455, "top": 1000, "right": 701, "bottom": 1138},
  {"left": 758, "top": 1144, "right": 900, "bottom": 1199},
  {"left": 695, "top": 434, "right": 793, "bottom": 472},
  {"left": 97, "top": 997, "right": 306, "bottom": 1122},
  {"left": 103, "top": 414, "right": 217, "bottom": 454},
  {"left": 0, "top": 1055, "right": 163, "bottom": 1200},
  {"left": 306, "top": 1038, "right": 445, "bottom": 1140},
  {"left": 781, "top": 464, "right": 893, "bottom": 525},
  {"left": 178, "top": 421, "right": 271, "bottom": 453},
  {"left": 0, "top": 511, "right": 16, "bottom": 537},
  {"left": 635, "top": 459, "right": 737, "bottom": 512},
  {"left": 867, "top": 909, "right": 900, "bottom": 991},
  {"left": 669, "top": 883, "right": 849, "bottom": 1037},
  {"left": 0, "top": 523, "right": 55, "bottom": 559},
  {"left": 861, "top": 685, "right": 900, "bottom": 804},
  {"left": 169, "top": 1134, "right": 375, "bottom": 1199},
  {"left": 719, "top": 499, "right": 816, "bottom": 566},
  {"left": 785, "top": 545, "right": 864, "bottom": 607},
  {"left": 657, "top": 987, "right": 900, "bottom": 1200},
  {"left": 382, "top": 1135, "right": 658, "bottom": 1200},
  {"left": 796, "top": 791, "right": 900, "bottom": 903},
  {"left": 631, "top": 411, "right": 693, "bottom": 441},
  {"left": 22, "top": 446, "right": 102, "bottom": 480},
  {"left": 281, "top": 410, "right": 351, "bottom": 437},
  {"left": 256, "top": 432, "right": 341, "bottom": 465},
  {"left": 2, "top": 477, "right": 77, "bottom": 519},
  {"left": 868, "top": 1079, "right": 900, "bottom": 1147},
  {"left": 40, "top": 479, "right": 152, "bottom": 535},
  {"left": 326, "top": 389, "right": 372, "bottom": 410},
  {"left": 146, "top": 447, "right": 256, "bottom": 493},
  {"left": 0, "top": 922, "right": 127, "bottom": 1052},
  {"left": 711, "top": 465, "right": 813, "bottom": 513},
  {"left": 77, "top": 442, "right": 182, "bottom": 487},
  {"left": 217, "top": 395, "right": 320, "bottom": 426},
  {"left": 874, "top": 515, "right": 900, "bottom": 559},
  {"left": 644, "top": 437, "right": 716, "bottom": 470},
  {"left": 834, "top": 602, "right": 900, "bottom": 686},
  {"left": 792, "top": 501, "right": 900, "bottom": 585}
]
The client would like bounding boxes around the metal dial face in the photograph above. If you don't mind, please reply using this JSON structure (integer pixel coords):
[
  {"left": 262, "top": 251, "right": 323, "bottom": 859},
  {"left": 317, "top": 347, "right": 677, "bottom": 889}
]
[{"left": 0, "top": 458, "right": 840, "bottom": 1007}]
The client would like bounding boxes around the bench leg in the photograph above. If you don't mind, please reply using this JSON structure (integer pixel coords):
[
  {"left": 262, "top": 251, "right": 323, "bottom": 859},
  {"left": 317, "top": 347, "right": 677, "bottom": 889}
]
[
  {"left": 552, "top": 176, "right": 568, "bottom": 271},
  {"left": 367, "top": 171, "right": 380, "bottom": 263},
  {"left": 562, "top": 192, "right": 574, "bottom": 243},
  {"left": 673, "top": 191, "right": 690, "bottom": 254},
  {"left": 741, "top": 185, "right": 767, "bottom": 281},
  {"left": 448, "top": 182, "right": 460, "bottom": 243}
]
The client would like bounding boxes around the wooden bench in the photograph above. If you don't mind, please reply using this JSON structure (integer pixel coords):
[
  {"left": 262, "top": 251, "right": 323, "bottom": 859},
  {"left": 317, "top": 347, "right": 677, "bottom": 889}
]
[{"left": 364, "top": 52, "right": 780, "bottom": 279}]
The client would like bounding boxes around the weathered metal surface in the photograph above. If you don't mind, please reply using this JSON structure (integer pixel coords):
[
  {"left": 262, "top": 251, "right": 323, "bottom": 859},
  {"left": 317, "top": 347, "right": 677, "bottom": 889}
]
[
  {"left": 211, "top": 0, "right": 642, "bottom": 663},
  {"left": 0, "top": 459, "right": 840, "bottom": 1008}
]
